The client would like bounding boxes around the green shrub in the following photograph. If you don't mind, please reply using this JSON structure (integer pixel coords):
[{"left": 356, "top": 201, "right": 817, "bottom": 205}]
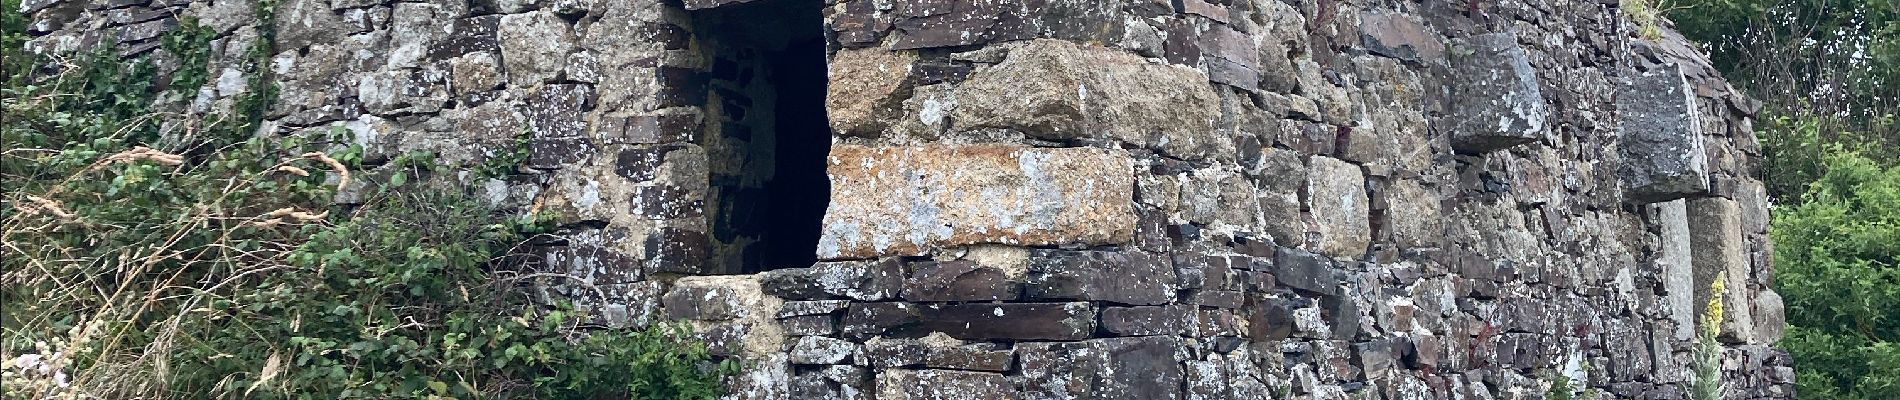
[
  {"left": 2, "top": 4, "right": 732, "bottom": 398},
  {"left": 1771, "top": 144, "right": 1900, "bottom": 399}
]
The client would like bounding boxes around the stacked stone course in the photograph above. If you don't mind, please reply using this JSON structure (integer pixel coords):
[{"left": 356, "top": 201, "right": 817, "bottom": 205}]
[{"left": 19, "top": 0, "right": 1791, "bottom": 398}]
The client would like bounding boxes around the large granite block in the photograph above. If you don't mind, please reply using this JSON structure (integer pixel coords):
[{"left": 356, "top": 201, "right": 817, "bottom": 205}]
[{"left": 818, "top": 144, "right": 1136, "bottom": 259}]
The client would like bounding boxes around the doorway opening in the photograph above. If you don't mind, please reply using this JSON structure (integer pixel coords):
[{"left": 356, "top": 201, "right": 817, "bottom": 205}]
[{"left": 692, "top": 0, "right": 831, "bottom": 274}]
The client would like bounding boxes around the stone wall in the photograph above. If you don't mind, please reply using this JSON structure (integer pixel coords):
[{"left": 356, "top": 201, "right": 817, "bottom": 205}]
[{"left": 18, "top": 0, "right": 1791, "bottom": 398}]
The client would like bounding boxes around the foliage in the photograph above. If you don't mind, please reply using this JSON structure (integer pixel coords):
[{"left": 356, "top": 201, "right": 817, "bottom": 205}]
[
  {"left": 2, "top": 5, "right": 732, "bottom": 399},
  {"left": 1758, "top": 114, "right": 1897, "bottom": 204},
  {"left": 1771, "top": 147, "right": 1900, "bottom": 400},
  {"left": 1669, "top": 0, "right": 1898, "bottom": 172}
]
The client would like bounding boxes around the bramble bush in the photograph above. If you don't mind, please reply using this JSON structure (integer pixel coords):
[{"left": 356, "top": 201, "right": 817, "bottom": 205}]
[{"left": 1, "top": 2, "right": 732, "bottom": 398}]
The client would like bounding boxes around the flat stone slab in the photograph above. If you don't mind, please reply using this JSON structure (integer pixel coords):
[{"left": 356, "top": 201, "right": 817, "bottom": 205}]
[{"left": 817, "top": 144, "right": 1136, "bottom": 259}]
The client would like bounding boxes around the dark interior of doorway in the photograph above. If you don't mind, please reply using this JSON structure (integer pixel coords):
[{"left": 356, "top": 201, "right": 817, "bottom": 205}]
[{"left": 694, "top": 0, "right": 830, "bottom": 274}]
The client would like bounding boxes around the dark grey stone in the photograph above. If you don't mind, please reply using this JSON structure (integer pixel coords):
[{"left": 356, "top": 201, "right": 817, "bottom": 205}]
[
  {"left": 926, "top": 343, "right": 1013, "bottom": 372},
  {"left": 1618, "top": 64, "right": 1710, "bottom": 203},
  {"left": 918, "top": 302, "right": 1097, "bottom": 341},
  {"left": 903, "top": 260, "right": 1019, "bottom": 301},
  {"left": 1447, "top": 33, "right": 1547, "bottom": 153},
  {"left": 1019, "top": 336, "right": 1184, "bottom": 400},
  {"left": 788, "top": 336, "right": 859, "bottom": 365},
  {"left": 1100, "top": 305, "right": 1191, "bottom": 336},
  {"left": 1026, "top": 250, "right": 1176, "bottom": 305},
  {"left": 1272, "top": 247, "right": 1340, "bottom": 296},
  {"left": 761, "top": 259, "right": 904, "bottom": 301}
]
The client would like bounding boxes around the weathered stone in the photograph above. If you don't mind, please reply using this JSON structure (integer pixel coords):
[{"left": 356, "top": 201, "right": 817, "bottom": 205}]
[
  {"left": 644, "top": 228, "right": 711, "bottom": 274},
  {"left": 273, "top": 0, "right": 350, "bottom": 51},
  {"left": 1619, "top": 64, "right": 1711, "bottom": 203},
  {"left": 1659, "top": 199, "right": 1698, "bottom": 341},
  {"left": 1202, "top": 24, "right": 1260, "bottom": 90},
  {"left": 780, "top": 314, "right": 837, "bottom": 336},
  {"left": 778, "top": 300, "right": 851, "bottom": 318},
  {"left": 759, "top": 259, "right": 904, "bottom": 301},
  {"left": 954, "top": 39, "right": 1225, "bottom": 161},
  {"left": 918, "top": 302, "right": 1096, "bottom": 341},
  {"left": 448, "top": 51, "right": 503, "bottom": 96},
  {"left": 1359, "top": 12, "right": 1445, "bottom": 63},
  {"left": 877, "top": 369, "right": 1019, "bottom": 400},
  {"left": 1754, "top": 289, "right": 1786, "bottom": 344},
  {"left": 1025, "top": 249, "right": 1176, "bottom": 305},
  {"left": 790, "top": 365, "right": 874, "bottom": 400},
  {"left": 1305, "top": 156, "right": 1371, "bottom": 259},
  {"left": 665, "top": 276, "right": 784, "bottom": 357},
  {"left": 1690, "top": 197, "right": 1754, "bottom": 343},
  {"left": 926, "top": 342, "right": 1013, "bottom": 372},
  {"left": 827, "top": 48, "right": 915, "bottom": 137},
  {"left": 888, "top": 1, "right": 1030, "bottom": 49},
  {"left": 1253, "top": 148, "right": 1307, "bottom": 245},
  {"left": 841, "top": 302, "right": 923, "bottom": 339},
  {"left": 788, "top": 336, "right": 859, "bottom": 365},
  {"left": 818, "top": 144, "right": 1137, "bottom": 259},
  {"left": 903, "top": 260, "right": 1019, "bottom": 301},
  {"left": 661, "top": 285, "right": 743, "bottom": 321},
  {"left": 681, "top": 0, "right": 762, "bottom": 10},
  {"left": 430, "top": 16, "right": 500, "bottom": 60},
  {"left": 863, "top": 338, "right": 928, "bottom": 368},
  {"left": 1273, "top": 247, "right": 1340, "bottom": 296},
  {"left": 1447, "top": 33, "right": 1547, "bottom": 153},
  {"left": 1384, "top": 179, "right": 1444, "bottom": 248},
  {"left": 1247, "top": 295, "right": 1296, "bottom": 341},
  {"left": 1019, "top": 336, "right": 1184, "bottom": 400},
  {"left": 1100, "top": 305, "right": 1191, "bottom": 336},
  {"left": 497, "top": 11, "right": 574, "bottom": 83}
]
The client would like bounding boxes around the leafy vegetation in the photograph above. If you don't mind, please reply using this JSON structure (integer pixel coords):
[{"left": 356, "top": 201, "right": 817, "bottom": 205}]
[
  {"left": 1769, "top": 145, "right": 1900, "bottom": 400},
  {"left": 1, "top": 2, "right": 732, "bottom": 398}
]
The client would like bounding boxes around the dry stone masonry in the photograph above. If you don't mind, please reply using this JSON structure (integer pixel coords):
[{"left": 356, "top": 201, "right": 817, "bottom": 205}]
[{"left": 19, "top": 0, "right": 1791, "bottom": 398}]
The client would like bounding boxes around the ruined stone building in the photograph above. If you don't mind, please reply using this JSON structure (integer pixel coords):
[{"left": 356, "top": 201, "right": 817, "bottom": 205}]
[{"left": 19, "top": 0, "right": 1791, "bottom": 398}]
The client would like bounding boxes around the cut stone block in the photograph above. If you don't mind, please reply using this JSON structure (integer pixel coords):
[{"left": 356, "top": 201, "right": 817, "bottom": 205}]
[
  {"left": 1688, "top": 197, "right": 1753, "bottom": 343},
  {"left": 1754, "top": 289, "right": 1786, "bottom": 344},
  {"left": 1658, "top": 199, "right": 1696, "bottom": 341},
  {"left": 1447, "top": 33, "right": 1547, "bottom": 153},
  {"left": 1619, "top": 64, "right": 1710, "bottom": 203},
  {"left": 759, "top": 259, "right": 904, "bottom": 301},
  {"left": 817, "top": 144, "right": 1136, "bottom": 259}
]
